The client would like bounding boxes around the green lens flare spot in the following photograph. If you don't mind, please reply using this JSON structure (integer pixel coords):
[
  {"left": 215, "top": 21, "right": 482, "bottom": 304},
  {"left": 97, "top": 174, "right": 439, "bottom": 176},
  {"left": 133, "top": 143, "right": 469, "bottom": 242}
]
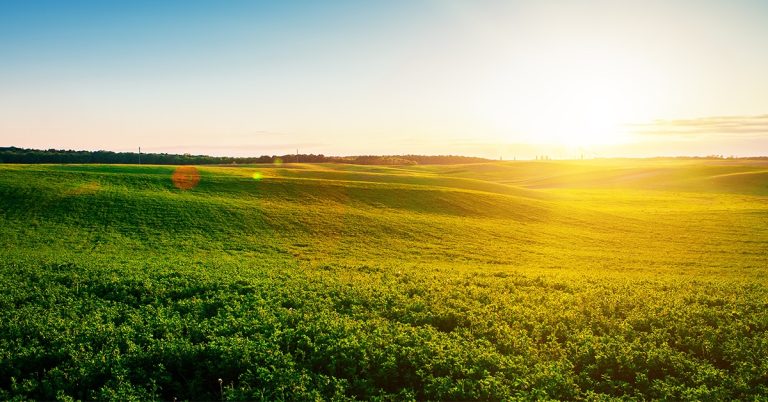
[{"left": 252, "top": 172, "right": 263, "bottom": 180}]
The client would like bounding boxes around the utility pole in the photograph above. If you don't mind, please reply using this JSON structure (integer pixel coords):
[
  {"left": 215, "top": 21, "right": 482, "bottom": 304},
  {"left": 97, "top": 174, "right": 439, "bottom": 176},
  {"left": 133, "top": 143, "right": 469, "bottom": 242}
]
[
  {"left": 296, "top": 149, "right": 299, "bottom": 163},
  {"left": 138, "top": 147, "right": 141, "bottom": 164}
]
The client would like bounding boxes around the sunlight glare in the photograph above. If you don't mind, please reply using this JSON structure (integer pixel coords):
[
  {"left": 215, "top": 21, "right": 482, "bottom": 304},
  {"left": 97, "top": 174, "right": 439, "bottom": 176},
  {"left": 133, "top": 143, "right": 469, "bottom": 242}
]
[{"left": 478, "top": 46, "right": 664, "bottom": 149}]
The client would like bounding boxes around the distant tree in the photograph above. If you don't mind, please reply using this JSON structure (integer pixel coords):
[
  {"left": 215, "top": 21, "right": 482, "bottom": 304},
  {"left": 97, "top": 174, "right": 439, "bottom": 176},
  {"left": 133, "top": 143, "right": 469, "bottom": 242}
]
[{"left": 0, "top": 147, "right": 491, "bottom": 165}]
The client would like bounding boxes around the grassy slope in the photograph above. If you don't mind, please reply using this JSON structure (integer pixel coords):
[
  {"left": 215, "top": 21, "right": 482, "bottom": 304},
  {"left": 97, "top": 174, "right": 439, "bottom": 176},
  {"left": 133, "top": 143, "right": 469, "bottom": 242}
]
[{"left": 0, "top": 160, "right": 767, "bottom": 401}]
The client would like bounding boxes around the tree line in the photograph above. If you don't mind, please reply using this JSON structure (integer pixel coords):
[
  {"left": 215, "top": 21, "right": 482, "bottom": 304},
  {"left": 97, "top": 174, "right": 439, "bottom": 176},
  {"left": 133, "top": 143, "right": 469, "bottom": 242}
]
[{"left": 0, "top": 147, "right": 490, "bottom": 165}]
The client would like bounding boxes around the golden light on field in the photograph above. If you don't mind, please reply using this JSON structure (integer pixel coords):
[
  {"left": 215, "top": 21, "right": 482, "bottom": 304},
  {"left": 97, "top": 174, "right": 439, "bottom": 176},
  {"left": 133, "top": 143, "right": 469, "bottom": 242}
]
[{"left": 172, "top": 166, "right": 201, "bottom": 190}]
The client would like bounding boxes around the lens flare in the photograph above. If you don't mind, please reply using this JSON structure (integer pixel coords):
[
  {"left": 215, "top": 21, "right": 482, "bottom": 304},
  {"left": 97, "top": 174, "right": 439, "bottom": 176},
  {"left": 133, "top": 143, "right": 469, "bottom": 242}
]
[
  {"left": 252, "top": 172, "right": 263, "bottom": 180},
  {"left": 273, "top": 158, "right": 283, "bottom": 166},
  {"left": 172, "top": 166, "right": 201, "bottom": 190}
]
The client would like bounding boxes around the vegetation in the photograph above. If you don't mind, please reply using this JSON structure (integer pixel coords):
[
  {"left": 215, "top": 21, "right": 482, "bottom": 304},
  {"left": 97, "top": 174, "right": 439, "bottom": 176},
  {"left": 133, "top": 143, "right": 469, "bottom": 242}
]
[
  {"left": 1, "top": 159, "right": 767, "bottom": 400},
  {"left": 0, "top": 147, "right": 489, "bottom": 165}
]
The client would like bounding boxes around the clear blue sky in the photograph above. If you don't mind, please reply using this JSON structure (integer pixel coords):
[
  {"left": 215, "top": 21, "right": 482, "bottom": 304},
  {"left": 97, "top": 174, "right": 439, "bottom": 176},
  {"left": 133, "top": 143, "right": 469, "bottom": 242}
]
[{"left": 2, "top": 0, "right": 768, "bottom": 157}]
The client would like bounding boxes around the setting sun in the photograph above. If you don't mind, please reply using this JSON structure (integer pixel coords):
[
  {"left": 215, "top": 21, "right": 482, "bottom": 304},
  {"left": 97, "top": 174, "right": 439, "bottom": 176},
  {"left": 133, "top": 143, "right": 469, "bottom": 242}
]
[
  {"left": 510, "top": 73, "right": 641, "bottom": 148},
  {"left": 477, "top": 42, "right": 665, "bottom": 151}
]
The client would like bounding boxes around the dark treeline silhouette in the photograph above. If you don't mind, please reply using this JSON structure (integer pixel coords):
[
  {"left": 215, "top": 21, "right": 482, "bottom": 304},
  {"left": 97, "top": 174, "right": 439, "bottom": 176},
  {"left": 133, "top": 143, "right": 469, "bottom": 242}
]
[{"left": 0, "top": 147, "right": 490, "bottom": 165}]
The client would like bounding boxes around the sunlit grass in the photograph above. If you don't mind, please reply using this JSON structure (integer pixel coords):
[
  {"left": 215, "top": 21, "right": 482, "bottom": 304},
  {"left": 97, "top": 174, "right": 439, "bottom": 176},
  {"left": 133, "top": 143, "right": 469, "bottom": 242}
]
[{"left": 0, "top": 159, "right": 766, "bottom": 400}]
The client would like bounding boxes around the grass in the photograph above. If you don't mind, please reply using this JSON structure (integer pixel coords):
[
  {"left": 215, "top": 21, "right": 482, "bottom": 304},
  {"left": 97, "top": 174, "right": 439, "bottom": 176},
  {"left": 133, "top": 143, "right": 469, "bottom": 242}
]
[{"left": 1, "top": 159, "right": 767, "bottom": 400}]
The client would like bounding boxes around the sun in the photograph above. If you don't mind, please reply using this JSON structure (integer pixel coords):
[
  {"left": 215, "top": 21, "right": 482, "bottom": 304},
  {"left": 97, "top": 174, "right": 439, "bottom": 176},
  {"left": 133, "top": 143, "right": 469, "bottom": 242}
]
[
  {"left": 524, "top": 77, "right": 636, "bottom": 147},
  {"left": 476, "top": 48, "right": 663, "bottom": 150}
]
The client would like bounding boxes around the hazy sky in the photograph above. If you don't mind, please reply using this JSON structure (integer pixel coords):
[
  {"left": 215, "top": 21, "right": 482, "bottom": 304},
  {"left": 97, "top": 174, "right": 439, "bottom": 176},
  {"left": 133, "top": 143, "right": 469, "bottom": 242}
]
[{"left": 2, "top": 0, "right": 768, "bottom": 158}]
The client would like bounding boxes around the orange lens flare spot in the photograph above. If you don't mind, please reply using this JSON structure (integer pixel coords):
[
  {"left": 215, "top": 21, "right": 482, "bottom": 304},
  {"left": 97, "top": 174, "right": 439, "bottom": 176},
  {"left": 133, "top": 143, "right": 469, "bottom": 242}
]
[{"left": 172, "top": 166, "right": 201, "bottom": 190}]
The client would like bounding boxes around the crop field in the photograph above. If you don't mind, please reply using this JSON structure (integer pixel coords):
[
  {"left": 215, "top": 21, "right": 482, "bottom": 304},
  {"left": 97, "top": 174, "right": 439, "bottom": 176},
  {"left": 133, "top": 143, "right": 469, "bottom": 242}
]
[{"left": 1, "top": 159, "right": 767, "bottom": 401}]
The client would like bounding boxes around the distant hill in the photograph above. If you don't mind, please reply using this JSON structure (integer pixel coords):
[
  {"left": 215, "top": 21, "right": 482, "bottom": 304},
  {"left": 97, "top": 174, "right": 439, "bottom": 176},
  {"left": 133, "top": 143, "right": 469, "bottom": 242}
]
[{"left": 0, "top": 146, "right": 489, "bottom": 165}]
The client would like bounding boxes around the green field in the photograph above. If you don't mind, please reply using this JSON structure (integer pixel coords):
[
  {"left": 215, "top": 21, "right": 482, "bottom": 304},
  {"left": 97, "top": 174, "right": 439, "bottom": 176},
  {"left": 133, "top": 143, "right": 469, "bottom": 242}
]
[{"left": 1, "top": 159, "right": 767, "bottom": 401}]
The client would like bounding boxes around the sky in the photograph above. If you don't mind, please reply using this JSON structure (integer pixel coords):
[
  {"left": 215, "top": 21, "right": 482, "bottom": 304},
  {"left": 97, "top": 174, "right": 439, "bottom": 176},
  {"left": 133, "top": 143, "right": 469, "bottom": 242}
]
[{"left": 1, "top": 0, "right": 768, "bottom": 159}]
